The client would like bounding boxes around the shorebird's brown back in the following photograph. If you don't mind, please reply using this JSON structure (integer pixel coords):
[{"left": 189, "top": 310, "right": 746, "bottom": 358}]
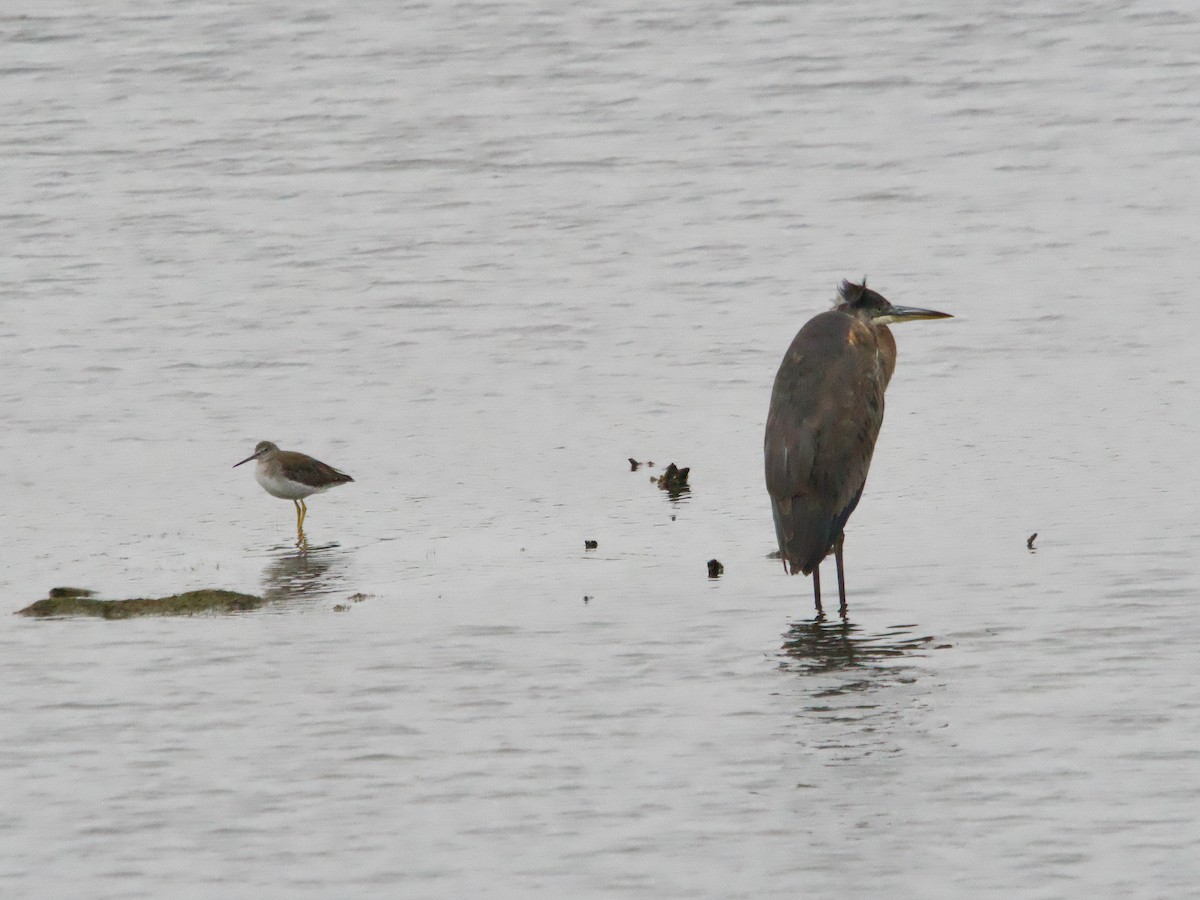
[{"left": 275, "top": 450, "right": 353, "bottom": 489}]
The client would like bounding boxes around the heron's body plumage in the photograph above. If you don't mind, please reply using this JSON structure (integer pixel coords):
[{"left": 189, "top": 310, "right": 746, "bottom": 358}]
[
  {"left": 765, "top": 309, "right": 894, "bottom": 575},
  {"left": 764, "top": 280, "right": 950, "bottom": 615}
]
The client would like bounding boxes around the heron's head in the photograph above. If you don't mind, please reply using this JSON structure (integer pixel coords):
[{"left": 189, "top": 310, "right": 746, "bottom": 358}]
[
  {"left": 233, "top": 440, "right": 280, "bottom": 468},
  {"left": 836, "top": 279, "right": 952, "bottom": 325}
]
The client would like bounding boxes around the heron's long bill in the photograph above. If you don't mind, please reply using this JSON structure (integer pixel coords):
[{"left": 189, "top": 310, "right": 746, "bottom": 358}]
[
  {"left": 877, "top": 305, "right": 953, "bottom": 324},
  {"left": 232, "top": 451, "right": 261, "bottom": 468}
]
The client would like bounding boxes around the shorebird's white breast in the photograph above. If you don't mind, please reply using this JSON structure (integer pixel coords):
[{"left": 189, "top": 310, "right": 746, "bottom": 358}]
[{"left": 255, "top": 462, "right": 320, "bottom": 500}]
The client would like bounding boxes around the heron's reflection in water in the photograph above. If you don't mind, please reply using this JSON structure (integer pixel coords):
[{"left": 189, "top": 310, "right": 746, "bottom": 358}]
[
  {"left": 779, "top": 617, "right": 934, "bottom": 680},
  {"left": 261, "top": 540, "right": 350, "bottom": 606},
  {"left": 780, "top": 618, "right": 939, "bottom": 760}
]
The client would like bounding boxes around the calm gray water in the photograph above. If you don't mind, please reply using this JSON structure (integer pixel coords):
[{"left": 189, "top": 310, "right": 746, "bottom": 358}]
[{"left": 3, "top": 1, "right": 1199, "bottom": 897}]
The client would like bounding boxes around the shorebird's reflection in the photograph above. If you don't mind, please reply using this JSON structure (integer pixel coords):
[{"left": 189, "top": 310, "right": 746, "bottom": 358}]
[
  {"left": 261, "top": 540, "right": 349, "bottom": 605},
  {"left": 779, "top": 617, "right": 934, "bottom": 678}
]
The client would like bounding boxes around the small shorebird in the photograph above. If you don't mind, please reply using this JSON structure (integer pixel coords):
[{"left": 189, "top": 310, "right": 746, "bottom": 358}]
[{"left": 233, "top": 441, "right": 353, "bottom": 529}]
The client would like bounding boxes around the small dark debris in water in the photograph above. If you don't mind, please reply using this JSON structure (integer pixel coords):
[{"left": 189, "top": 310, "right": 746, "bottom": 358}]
[
  {"left": 48, "top": 587, "right": 96, "bottom": 599},
  {"left": 584, "top": 539, "right": 598, "bottom": 550},
  {"left": 583, "top": 595, "right": 591, "bottom": 604},
  {"left": 348, "top": 593, "right": 371, "bottom": 603},
  {"left": 655, "top": 463, "right": 690, "bottom": 498},
  {"left": 707, "top": 559, "right": 724, "bottom": 579},
  {"left": 333, "top": 604, "right": 350, "bottom": 612},
  {"left": 934, "top": 643, "right": 954, "bottom": 650},
  {"left": 17, "top": 588, "right": 265, "bottom": 619},
  {"left": 1027, "top": 532, "right": 1038, "bottom": 550},
  {"left": 670, "top": 515, "right": 676, "bottom": 521},
  {"left": 628, "top": 457, "right": 641, "bottom": 471},
  {"left": 646, "top": 461, "right": 654, "bottom": 467}
]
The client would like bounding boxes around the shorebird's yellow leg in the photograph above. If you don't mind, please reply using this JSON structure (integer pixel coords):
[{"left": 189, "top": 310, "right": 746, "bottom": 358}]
[
  {"left": 299, "top": 499, "right": 308, "bottom": 529},
  {"left": 295, "top": 503, "right": 307, "bottom": 547}
]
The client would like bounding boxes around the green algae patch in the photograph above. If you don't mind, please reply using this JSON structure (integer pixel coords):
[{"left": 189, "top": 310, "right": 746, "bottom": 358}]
[{"left": 17, "top": 589, "right": 266, "bottom": 619}]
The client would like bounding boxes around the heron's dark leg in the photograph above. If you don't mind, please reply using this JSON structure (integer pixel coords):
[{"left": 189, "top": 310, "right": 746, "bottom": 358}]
[
  {"left": 811, "top": 564, "right": 825, "bottom": 619},
  {"left": 834, "top": 533, "right": 847, "bottom": 619}
]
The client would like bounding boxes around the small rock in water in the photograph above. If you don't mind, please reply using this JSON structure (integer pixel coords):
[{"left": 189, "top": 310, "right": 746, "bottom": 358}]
[
  {"left": 48, "top": 587, "right": 96, "bottom": 599},
  {"left": 655, "top": 463, "right": 691, "bottom": 498},
  {"left": 707, "top": 559, "right": 724, "bottom": 579},
  {"left": 584, "top": 539, "right": 598, "bottom": 550}
]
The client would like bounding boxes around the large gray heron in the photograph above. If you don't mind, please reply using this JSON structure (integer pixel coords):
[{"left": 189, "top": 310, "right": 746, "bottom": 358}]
[{"left": 764, "top": 279, "right": 951, "bottom": 617}]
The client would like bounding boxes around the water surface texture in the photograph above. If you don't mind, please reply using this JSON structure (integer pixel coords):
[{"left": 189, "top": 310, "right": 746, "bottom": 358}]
[{"left": 3, "top": 1, "right": 1199, "bottom": 897}]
